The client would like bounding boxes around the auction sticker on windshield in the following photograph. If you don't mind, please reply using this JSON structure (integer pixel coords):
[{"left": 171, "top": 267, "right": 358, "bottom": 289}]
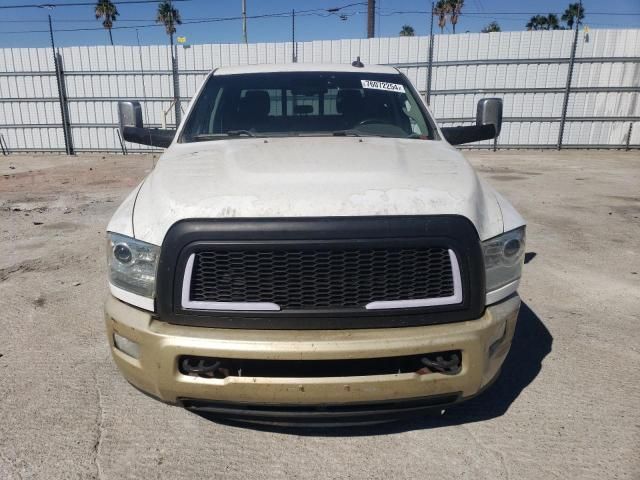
[{"left": 361, "top": 80, "right": 406, "bottom": 93}]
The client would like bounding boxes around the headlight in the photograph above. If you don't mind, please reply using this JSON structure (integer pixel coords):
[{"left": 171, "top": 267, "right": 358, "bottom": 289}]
[
  {"left": 482, "top": 227, "right": 525, "bottom": 294},
  {"left": 107, "top": 232, "right": 160, "bottom": 298}
]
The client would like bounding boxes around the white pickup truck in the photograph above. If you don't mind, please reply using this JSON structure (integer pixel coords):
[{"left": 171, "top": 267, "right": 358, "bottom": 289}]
[{"left": 105, "top": 62, "right": 525, "bottom": 426}]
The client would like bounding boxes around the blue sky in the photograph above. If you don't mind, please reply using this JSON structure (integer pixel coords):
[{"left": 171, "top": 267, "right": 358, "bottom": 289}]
[{"left": 0, "top": 0, "right": 638, "bottom": 48}]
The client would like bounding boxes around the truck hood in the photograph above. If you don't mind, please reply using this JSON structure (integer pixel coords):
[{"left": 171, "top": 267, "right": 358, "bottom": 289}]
[{"left": 129, "top": 137, "right": 505, "bottom": 245}]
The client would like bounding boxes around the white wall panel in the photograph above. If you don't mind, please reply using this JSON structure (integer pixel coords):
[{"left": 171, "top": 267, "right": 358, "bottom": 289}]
[{"left": 0, "top": 29, "right": 637, "bottom": 151}]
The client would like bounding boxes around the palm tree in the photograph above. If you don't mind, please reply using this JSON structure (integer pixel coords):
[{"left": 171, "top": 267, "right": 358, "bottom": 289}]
[
  {"left": 399, "top": 25, "right": 415, "bottom": 37},
  {"left": 95, "top": 0, "right": 119, "bottom": 46},
  {"left": 547, "top": 14, "right": 561, "bottom": 30},
  {"left": 156, "top": 0, "right": 183, "bottom": 124},
  {"left": 433, "top": 0, "right": 449, "bottom": 34},
  {"left": 156, "top": 0, "right": 182, "bottom": 42},
  {"left": 526, "top": 15, "right": 549, "bottom": 30},
  {"left": 481, "top": 21, "right": 501, "bottom": 33},
  {"left": 526, "top": 14, "right": 564, "bottom": 31},
  {"left": 447, "top": 0, "right": 464, "bottom": 34},
  {"left": 562, "top": 2, "right": 585, "bottom": 29}
]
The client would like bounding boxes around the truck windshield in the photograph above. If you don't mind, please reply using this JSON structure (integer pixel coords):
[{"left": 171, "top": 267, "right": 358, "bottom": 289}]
[{"left": 180, "top": 72, "right": 435, "bottom": 142}]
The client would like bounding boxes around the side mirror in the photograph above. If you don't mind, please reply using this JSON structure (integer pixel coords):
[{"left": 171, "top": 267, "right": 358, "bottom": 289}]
[
  {"left": 476, "top": 98, "right": 502, "bottom": 136},
  {"left": 117, "top": 101, "right": 175, "bottom": 148},
  {"left": 440, "top": 98, "right": 503, "bottom": 145},
  {"left": 118, "top": 101, "right": 143, "bottom": 130}
]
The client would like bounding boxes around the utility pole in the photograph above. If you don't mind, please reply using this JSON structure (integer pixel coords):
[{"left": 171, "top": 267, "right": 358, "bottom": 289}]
[
  {"left": 426, "top": 1, "right": 435, "bottom": 105},
  {"left": 242, "top": 0, "right": 247, "bottom": 44},
  {"left": 291, "top": 9, "right": 297, "bottom": 63},
  {"left": 557, "top": 0, "right": 581, "bottom": 150},
  {"left": 367, "top": 0, "right": 375, "bottom": 38}
]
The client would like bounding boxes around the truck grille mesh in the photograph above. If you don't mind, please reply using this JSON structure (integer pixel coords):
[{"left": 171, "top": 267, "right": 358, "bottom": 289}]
[{"left": 188, "top": 247, "right": 455, "bottom": 310}]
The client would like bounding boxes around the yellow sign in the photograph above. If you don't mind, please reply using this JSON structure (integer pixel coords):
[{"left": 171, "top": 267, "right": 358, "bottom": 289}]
[{"left": 177, "top": 36, "right": 187, "bottom": 44}]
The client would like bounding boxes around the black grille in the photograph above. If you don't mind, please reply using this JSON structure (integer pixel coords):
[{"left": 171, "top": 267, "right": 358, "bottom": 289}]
[{"left": 189, "top": 247, "right": 455, "bottom": 310}]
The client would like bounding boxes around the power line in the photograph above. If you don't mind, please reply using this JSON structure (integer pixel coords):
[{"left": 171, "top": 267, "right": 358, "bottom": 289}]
[
  {"left": 0, "top": 0, "right": 190, "bottom": 9},
  {"left": 0, "top": 3, "right": 367, "bottom": 35},
  {"left": 0, "top": 0, "right": 364, "bottom": 19},
  {"left": 0, "top": 18, "right": 157, "bottom": 23},
  {"left": 464, "top": 11, "right": 640, "bottom": 16},
  {"left": 0, "top": 5, "right": 362, "bottom": 23},
  {"left": 377, "top": 10, "right": 640, "bottom": 16},
  {"left": 4, "top": 8, "right": 635, "bottom": 25},
  {"left": 463, "top": 14, "right": 555, "bottom": 23},
  {"left": 0, "top": 5, "right": 636, "bottom": 36}
]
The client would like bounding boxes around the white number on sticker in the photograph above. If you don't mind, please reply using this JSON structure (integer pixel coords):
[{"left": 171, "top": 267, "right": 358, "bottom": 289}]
[{"left": 361, "top": 80, "right": 406, "bottom": 93}]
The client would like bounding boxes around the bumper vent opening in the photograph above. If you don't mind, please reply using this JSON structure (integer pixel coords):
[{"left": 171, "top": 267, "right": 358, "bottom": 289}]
[{"left": 179, "top": 350, "right": 462, "bottom": 379}]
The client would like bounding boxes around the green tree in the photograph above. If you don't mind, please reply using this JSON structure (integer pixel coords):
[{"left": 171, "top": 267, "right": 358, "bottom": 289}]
[
  {"left": 156, "top": 1, "right": 183, "bottom": 125},
  {"left": 547, "top": 14, "right": 562, "bottom": 30},
  {"left": 156, "top": 0, "right": 182, "bottom": 41},
  {"left": 399, "top": 24, "right": 415, "bottom": 36},
  {"left": 526, "top": 15, "right": 549, "bottom": 30},
  {"left": 433, "top": 0, "right": 449, "bottom": 34},
  {"left": 562, "top": 2, "right": 585, "bottom": 29},
  {"left": 526, "top": 13, "right": 564, "bottom": 31},
  {"left": 447, "top": 0, "right": 464, "bottom": 34},
  {"left": 94, "top": 0, "right": 119, "bottom": 45},
  {"left": 481, "top": 21, "right": 501, "bottom": 33}
]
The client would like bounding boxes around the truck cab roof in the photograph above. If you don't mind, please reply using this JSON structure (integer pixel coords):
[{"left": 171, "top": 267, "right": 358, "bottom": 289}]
[{"left": 212, "top": 63, "right": 399, "bottom": 76}]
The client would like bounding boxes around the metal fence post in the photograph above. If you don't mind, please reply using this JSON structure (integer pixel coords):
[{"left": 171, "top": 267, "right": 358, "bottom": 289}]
[
  {"left": 116, "top": 129, "right": 128, "bottom": 155},
  {"left": 0, "top": 134, "right": 8, "bottom": 155},
  {"left": 557, "top": 0, "right": 582, "bottom": 150},
  {"left": 426, "top": 2, "right": 434, "bottom": 106},
  {"left": 55, "top": 52, "right": 74, "bottom": 155},
  {"left": 49, "top": 15, "right": 73, "bottom": 155}
]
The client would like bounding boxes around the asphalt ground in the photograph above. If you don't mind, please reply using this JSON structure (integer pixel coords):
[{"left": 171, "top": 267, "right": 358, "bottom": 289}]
[{"left": 0, "top": 150, "right": 638, "bottom": 479}]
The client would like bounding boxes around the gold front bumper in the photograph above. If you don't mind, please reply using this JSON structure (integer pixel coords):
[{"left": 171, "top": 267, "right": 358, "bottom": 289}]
[{"left": 105, "top": 295, "right": 520, "bottom": 407}]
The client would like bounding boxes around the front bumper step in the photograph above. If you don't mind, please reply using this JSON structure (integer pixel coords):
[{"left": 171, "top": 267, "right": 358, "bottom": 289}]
[{"left": 181, "top": 393, "right": 461, "bottom": 425}]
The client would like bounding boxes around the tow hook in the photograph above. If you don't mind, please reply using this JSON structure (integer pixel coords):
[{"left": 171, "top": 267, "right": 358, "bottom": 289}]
[
  {"left": 181, "top": 358, "right": 223, "bottom": 378},
  {"left": 419, "top": 353, "right": 461, "bottom": 375}
]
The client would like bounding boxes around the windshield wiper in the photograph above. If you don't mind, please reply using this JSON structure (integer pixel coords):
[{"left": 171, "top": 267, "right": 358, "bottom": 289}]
[
  {"left": 189, "top": 131, "right": 257, "bottom": 142},
  {"left": 226, "top": 129, "right": 256, "bottom": 137},
  {"left": 332, "top": 129, "right": 362, "bottom": 137},
  {"left": 190, "top": 133, "right": 227, "bottom": 142}
]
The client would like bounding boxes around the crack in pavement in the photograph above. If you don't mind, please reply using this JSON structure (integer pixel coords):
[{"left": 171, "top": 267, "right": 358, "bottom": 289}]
[
  {"left": 461, "top": 424, "right": 511, "bottom": 480},
  {"left": 93, "top": 374, "right": 105, "bottom": 480}
]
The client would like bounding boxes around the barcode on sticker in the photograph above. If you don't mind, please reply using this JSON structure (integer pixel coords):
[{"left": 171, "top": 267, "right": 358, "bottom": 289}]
[{"left": 361, "top": 80, "right": 405, "bottom": 93}]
